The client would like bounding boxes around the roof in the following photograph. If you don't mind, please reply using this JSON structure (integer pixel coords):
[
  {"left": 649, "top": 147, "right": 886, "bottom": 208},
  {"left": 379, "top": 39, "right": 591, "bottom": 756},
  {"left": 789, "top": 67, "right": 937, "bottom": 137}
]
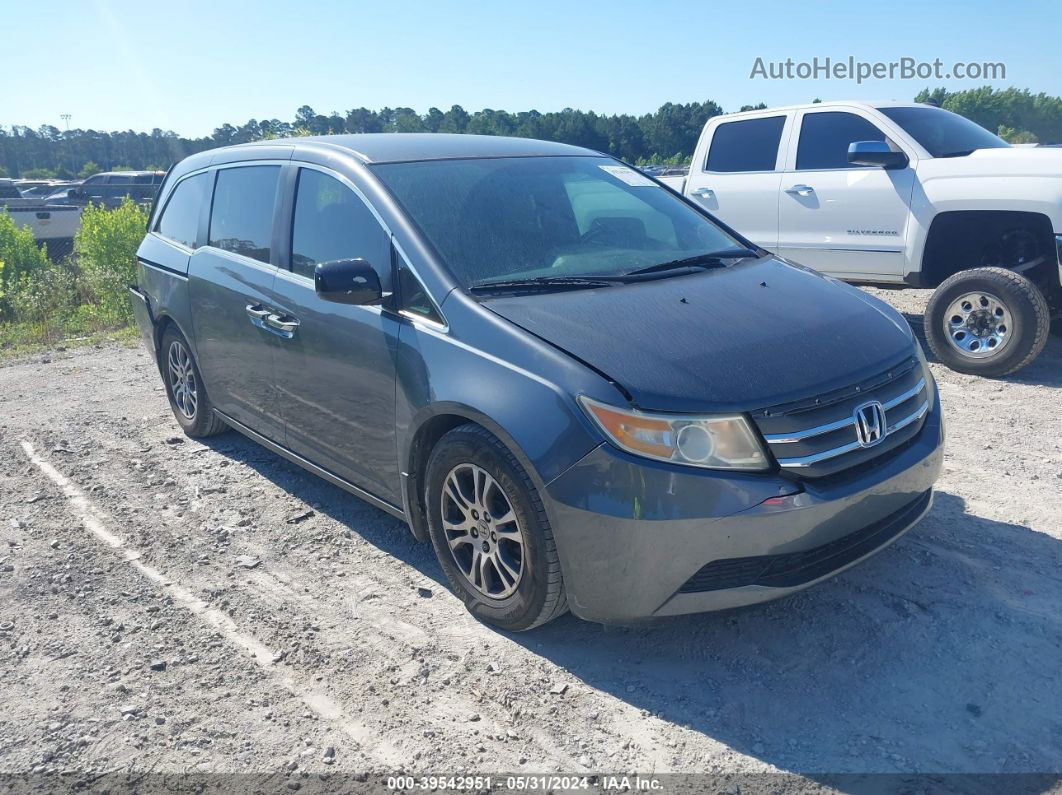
[
  {"left": 241, "top": 133, "right": 602, "bottom": 164},
  {"left": 719, "top": 100, "right": 929, "bottom": 119}
]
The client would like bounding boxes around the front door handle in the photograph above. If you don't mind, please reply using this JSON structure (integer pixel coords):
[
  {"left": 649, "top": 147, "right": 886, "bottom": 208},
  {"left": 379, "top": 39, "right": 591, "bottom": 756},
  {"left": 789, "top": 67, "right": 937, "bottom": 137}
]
[
  {"left": 246, "top": 303, "right": 272, "bottom": 330},
  {"left": 690, "top": 187, "right": 715, "bottom": 199},
  {"left": 785, "top": 184, "right": 815, "bottom": 196},
  {"left": 264, "top": 313, "right": 300, "bottom": 338}
]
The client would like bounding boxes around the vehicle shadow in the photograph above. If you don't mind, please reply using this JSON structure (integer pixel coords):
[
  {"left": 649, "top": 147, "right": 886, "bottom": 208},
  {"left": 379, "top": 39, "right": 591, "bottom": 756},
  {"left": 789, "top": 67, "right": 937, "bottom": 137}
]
[
  {"left": 903, "top": 311, "right": 1062, "bottom": 388},
  {"left": 198, "top": 433, "right": 1062, "bottom": 776}
]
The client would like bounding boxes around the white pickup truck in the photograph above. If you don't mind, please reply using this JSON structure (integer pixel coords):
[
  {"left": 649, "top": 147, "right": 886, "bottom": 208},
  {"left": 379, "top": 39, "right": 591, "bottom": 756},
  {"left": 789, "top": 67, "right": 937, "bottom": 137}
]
[
  {"left": 659, "top": 101, "right": 1061, "bottom": 376},
  {"left": 0, "top": 179, "right": 83, "bottom": 259}
]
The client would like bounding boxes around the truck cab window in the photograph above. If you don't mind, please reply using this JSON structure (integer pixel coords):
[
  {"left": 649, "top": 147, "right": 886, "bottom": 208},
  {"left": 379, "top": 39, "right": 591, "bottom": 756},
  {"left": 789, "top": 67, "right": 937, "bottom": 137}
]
[
  {"left": 796, "top": 112, "right": 888, "bottom": 170},
  {"left": 705, "top": 116, "right": 785, "bottom": 172}
]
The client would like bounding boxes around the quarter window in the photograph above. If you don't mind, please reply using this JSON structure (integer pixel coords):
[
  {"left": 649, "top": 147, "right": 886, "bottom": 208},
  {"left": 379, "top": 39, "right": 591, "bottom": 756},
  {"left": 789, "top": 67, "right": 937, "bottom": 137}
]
[
  {"left": 208, "top": 165, "right": 280, "bottom": 264},
  {"left": 155, "top": 173, "right": 206, "bottom": 249},
  {"left": 398, "top": 264, "right": 443, "bottom": 325},
  {"left": 705, "top": 116, "right": 785, "bottom": 172},
  {"left": 796, "top": 112, "right": 888, "bottom": 170},
  {"left": 290, "top": 168, "right": 390, "bottom": 281}
]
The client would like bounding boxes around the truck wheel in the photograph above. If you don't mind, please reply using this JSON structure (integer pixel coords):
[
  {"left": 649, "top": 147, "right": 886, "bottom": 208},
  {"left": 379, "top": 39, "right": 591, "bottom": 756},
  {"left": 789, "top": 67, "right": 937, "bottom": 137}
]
[
  {"left": 425, "top": 424, "right": 568, "bottom": 631},
  {"left": 160, "top": 326, "right": 228, "bottom": 438},
  {"left": 925, "top": 267, "right": 1050, "bottom": 377}
]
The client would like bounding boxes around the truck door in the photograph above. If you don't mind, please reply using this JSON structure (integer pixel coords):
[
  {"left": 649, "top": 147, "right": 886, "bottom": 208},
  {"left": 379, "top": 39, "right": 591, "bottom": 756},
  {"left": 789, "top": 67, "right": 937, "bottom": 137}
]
[
  {"left": 776, "top": 109, "right": 915, "bottom": 280},
  {"left": 683, "top": 113, "right": 790, "bottom": 248}
]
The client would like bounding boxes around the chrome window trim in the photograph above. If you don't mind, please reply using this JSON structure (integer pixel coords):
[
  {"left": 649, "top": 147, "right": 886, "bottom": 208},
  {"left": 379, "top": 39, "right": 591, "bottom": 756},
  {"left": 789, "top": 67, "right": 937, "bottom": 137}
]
[{"left": 765, "top": 378, "right": 926, "bottom": 444}]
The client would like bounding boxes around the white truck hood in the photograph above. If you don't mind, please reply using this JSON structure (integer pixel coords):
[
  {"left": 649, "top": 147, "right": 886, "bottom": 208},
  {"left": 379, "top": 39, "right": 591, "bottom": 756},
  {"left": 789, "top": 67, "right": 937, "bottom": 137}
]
[{"left": 918, "top": 146, "right": 1062, "bottom": 179}]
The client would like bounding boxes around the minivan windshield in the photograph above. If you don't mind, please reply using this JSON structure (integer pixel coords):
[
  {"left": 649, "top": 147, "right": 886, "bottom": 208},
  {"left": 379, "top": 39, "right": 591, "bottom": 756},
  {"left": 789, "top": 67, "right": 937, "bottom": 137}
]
[
  {"left": 877, "top": 106, "right": 1010, "bottom": 157},
  {"left": 373, "top": 156, "right": 746, "bottom": 290}
]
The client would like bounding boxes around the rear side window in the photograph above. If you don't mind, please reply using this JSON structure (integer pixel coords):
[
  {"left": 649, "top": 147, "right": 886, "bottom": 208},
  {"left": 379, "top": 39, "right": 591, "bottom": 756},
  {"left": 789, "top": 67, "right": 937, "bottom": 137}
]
[
  {"left": 290, "top": 168, "right": 390, "bottom": 280},
  {"left": 796, "top": 112, "right": 887, "bottom": 170},
  {"left": 155, "top": 172, "right": 206, "bottom": 249},
  {"left": 706, "top": 117, "right": 785, "bottom": 172},
  {"left": 208, "top": 165, "right": 280, "bottom": 264}
]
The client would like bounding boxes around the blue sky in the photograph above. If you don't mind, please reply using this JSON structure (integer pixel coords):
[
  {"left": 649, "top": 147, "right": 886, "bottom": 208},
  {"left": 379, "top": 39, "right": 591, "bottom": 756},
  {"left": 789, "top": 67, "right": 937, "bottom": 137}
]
[{"left": 5, "top": 0, "right": 1060, "bottom": 137}]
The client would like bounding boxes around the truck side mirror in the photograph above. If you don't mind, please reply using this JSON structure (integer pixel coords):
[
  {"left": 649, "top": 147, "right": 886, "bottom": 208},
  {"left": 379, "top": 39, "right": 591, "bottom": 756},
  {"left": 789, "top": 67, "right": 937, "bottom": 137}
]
[
  {"left": 848, "top": 141, "right": 908, "bottom": 169},
  {"left": 314, "top": 258, "right": 383, "bottom": 305}
]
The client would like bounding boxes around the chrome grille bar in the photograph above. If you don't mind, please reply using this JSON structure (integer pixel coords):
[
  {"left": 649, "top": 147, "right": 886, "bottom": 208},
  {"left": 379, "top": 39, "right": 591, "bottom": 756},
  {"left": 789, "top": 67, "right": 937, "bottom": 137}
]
[
  {"left": 776, "top": 399, "right": 929, "bottom": 469},
  {"left": 764, "top": 378, "right": 925, "bottom": 445}
]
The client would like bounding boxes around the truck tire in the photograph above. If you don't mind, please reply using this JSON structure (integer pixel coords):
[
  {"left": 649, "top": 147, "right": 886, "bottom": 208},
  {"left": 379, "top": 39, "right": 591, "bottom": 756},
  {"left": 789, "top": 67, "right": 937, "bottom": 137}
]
[{"left": 925, "top": 267, "right": 1050, "bottom": 377}]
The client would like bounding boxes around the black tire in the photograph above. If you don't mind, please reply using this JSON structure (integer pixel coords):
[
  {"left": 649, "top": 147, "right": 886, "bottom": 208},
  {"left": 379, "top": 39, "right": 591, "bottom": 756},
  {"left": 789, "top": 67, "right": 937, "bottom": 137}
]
[
  {"left": 159, "top": 326, "right": 228, "bottom": 438},
  {"left": 425, "top": 424, "right": 568, "bottom": 631},
  {"left": 924, "top": 267, "right": 1050, "bottom": 377}
]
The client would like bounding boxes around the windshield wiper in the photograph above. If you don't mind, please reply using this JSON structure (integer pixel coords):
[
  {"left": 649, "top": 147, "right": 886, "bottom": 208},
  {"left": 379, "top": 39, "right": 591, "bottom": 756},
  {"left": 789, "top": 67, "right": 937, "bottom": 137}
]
[
  {"left": 469, "top": 275, "right": 616, "bottom": 294},
  {"left": 623, "top": 247, "right": 759, "bottom": 277}
]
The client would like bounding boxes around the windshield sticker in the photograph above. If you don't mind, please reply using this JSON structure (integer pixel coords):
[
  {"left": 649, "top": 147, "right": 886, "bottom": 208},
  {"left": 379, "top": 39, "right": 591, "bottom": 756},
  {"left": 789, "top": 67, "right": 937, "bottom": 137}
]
[{"left": 599, "top": 165, "right": 657, "bottom": 187}]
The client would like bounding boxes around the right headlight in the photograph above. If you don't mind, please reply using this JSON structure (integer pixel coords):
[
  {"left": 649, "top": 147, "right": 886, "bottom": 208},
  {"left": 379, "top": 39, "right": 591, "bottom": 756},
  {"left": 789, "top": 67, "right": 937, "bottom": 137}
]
[{"left": 578, "top": 396, "right": 770, "bottom": 471}]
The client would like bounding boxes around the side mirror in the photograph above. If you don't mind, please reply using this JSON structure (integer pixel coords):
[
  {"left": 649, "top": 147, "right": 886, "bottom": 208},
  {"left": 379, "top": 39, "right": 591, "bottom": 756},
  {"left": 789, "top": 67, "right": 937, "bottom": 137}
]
[
  {"left": 67, "top": 188, "right": 81, "bottom": 199},
  {"left": 314, "top": 258, "right": 383, "bottom": 305},
  {"left": 848, "top": 141, "right": 908, "bottom": 169}
]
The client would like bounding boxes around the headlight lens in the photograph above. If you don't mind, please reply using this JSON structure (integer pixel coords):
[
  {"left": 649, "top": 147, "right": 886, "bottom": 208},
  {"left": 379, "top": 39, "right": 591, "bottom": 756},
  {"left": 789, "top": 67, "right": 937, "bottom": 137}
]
[{"left": 579, "top": 396, "right": 770, "bottom": 471}]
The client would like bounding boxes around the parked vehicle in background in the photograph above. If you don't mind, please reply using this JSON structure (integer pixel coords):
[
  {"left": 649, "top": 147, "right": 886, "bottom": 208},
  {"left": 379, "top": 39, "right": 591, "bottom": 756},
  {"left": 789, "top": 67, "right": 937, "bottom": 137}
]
[
  {"left": 659, "top": 101, "right": 1062, "bottom": 376},
  {"left": 0, "top": 178, "right": 83, "bottom": 256},
  {"left": 19, "top": 181, "right": 77, "bottom": 199},
  {"left": 66, "top": 170, "right": 165, "bottom": 208},
  {"left": 130, "top": 133, "right": 941, "bottom": 630}
]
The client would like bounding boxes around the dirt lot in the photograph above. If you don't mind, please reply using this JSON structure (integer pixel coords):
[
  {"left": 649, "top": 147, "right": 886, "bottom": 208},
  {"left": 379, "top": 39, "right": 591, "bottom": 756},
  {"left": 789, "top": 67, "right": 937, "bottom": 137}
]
[{"left": 0, "top": 288, "right": 1060, "bottom": 791}]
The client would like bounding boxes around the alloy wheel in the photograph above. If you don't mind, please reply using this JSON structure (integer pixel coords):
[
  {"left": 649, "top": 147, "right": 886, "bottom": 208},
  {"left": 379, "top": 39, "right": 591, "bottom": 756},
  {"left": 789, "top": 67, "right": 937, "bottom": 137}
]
[
  {"left": 167, "top": 340, "right": 198, "bottom": 419},
  {"left": 440, "top": 463, "right": 525, "bottom": 600}
]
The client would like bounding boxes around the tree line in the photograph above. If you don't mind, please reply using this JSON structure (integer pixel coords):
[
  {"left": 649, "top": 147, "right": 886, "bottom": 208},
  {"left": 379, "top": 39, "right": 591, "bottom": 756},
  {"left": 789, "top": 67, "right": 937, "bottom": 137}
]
[{"left": 2, "top": 86, "right": 1059, "bottom": 180}]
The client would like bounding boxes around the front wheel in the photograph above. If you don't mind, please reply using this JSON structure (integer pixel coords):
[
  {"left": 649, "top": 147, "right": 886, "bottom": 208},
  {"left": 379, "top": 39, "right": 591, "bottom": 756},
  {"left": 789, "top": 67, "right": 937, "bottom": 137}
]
[
  {"left": 925, "top": 267, "right": 1050, "bottom": 377},
  {"left": 425, "top": 424, "right": 568, "bottom": 631}
]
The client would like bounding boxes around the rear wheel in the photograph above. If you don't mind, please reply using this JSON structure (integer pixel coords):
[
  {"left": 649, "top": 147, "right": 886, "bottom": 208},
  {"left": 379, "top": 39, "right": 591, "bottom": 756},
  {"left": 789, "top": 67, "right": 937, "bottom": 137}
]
[
  {"left": 925, "top": 268, "right": 1050, "bottom": 377},
  {"left": 160, "top": 326, "right": 227, "bottom": 438},
  {"left": 425, "top": 424, "right": 567, "bottom": 631}
]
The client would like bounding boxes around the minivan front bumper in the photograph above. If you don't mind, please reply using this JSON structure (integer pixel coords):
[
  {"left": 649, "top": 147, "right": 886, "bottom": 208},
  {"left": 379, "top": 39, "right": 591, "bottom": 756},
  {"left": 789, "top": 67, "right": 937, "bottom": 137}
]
[{"left": 544, "top": 401, "right": 943, "bottom": 623}]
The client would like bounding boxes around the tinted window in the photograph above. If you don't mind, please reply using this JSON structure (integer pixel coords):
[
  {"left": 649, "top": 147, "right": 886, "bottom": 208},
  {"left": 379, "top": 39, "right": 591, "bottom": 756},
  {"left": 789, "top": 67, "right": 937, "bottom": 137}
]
[
  {"left": 398, "top": 264, "right": 443, "bottom": 324},
  {"left": 878, "top": 106, "right": 1009, "bottom": 157},
  {"left": 290, "top": 168, "right": 389, "bottom": 280},
  {"left": 155, "top": 173, "right": 206, "bottom": 248},
  {"left": 107, "top": 175, "right": 133, "bottom": 185},
  {"left": 208, "top": 166, "right": 280, "bottom": 264},
  {"left": 134, "top": 174, "right": 154, "bottom": 184},
  {"left": 373, "top": 156, "right": 741, "bottom": 289},
  {"left": 796, "top": 112, "right": 887, "bottom": 170},
  {"left": 706, "top": 117, "right": 785, "bottom": 172}
]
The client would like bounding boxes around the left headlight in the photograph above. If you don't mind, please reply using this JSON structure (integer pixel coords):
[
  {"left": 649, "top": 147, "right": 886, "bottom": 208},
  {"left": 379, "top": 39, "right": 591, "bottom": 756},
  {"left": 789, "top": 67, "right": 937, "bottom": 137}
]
[{"left": 578, "top": 396, "right": 770, "bottom": 471}]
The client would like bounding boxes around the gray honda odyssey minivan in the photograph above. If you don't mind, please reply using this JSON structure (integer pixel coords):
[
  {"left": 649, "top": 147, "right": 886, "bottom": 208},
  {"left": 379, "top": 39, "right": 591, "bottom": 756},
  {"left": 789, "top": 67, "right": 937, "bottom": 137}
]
[{"left": 130, "top": 133, "right": 943, "bottom": 630}]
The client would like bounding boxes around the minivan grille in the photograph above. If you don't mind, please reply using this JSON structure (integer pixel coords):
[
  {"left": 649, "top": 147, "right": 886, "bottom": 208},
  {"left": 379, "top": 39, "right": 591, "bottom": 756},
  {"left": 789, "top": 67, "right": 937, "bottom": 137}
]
[{"left": 751, "top": 357, "right": 929, "bottom": 479}]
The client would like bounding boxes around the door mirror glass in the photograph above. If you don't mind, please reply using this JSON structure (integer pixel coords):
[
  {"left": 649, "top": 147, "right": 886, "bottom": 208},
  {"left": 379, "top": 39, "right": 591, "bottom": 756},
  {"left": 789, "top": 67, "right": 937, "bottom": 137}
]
[
  {"left": 848, "top": 141, "right": 908, "bottom": 169},
  {"left": 314, "top": 258, "right": 383, "bottom": 305}
]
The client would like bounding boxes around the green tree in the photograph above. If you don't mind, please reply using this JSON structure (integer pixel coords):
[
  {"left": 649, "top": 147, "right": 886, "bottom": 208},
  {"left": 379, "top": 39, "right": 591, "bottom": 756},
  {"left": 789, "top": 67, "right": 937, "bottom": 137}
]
[{"left": 78, "top": 160, "right": 100, "bottom": 178}]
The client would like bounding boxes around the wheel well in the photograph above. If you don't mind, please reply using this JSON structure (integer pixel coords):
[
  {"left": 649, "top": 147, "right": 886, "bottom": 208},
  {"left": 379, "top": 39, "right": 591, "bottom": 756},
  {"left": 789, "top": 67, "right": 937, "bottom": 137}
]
[
  {"left": 404, "top": 414, "right": 480, "bottom": 542},
  {"left": 153, "top": 315, "right": 176, "bottom": 371},
  {"left": 921, "top": 211, "right": 1057, "bottom": 290}
]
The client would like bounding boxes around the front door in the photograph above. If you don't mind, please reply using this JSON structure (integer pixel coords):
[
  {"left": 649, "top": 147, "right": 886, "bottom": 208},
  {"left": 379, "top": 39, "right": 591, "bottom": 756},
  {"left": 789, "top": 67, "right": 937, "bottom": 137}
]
[
  {"left": 188, "top": 164, "right": 286, "bottom": 441},
  {"left": 776, "top": 109, "right": 916, "bottom": 280},
  {"left": 270, "top": 166, "right": 401, "bottom": 503},
  {"left": 683, "top": 113, "right": 789, "bottom": 248}
]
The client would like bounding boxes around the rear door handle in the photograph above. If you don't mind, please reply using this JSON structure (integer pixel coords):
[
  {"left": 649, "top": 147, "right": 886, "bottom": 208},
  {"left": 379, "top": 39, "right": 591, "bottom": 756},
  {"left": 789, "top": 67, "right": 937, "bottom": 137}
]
[
  {"left": 690, "top": 187, "right": 715, "bottom": 198},
  {"left": 785, "top": 184, "right": 815, "bottom": 196},
  {"left": 264, "top": 313, "right": 300, "bottom": 338}
]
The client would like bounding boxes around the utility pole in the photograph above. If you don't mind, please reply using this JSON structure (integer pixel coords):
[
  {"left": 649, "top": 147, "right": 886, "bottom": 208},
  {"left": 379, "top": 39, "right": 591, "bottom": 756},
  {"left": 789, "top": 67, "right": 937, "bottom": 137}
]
[{"left": 60, "top": 114, "right": 73, "bottom": 176}]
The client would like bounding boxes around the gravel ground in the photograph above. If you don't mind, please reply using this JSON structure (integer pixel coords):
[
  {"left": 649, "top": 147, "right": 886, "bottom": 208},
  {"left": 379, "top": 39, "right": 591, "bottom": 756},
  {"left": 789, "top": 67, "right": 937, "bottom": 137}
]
[{"left": 0, "top": 287, "right": 1060, "bottom": 791}]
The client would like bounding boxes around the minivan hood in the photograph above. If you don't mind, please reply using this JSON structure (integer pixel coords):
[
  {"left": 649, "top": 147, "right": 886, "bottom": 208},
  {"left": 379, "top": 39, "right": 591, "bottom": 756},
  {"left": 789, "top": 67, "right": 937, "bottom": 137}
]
[{"left": 483, "top": 257, "right": 915, "bottom": 413}]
